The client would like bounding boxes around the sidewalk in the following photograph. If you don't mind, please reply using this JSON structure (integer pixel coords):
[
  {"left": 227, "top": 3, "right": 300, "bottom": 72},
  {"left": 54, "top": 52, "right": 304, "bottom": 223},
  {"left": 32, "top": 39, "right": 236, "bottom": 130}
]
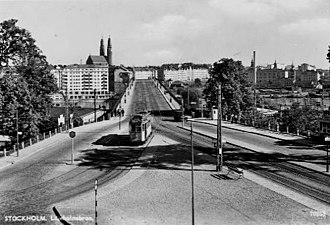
[
  {"left": 0, "top": 115, "right": 127, "bottom": 172},
  {"left": 187, "top": 118, "right": 330, "bottom": 176}
]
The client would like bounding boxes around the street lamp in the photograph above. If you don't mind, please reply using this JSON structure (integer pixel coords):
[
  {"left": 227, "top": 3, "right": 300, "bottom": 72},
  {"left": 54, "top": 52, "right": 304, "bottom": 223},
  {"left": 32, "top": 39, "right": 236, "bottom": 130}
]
[
  {"left": 94, "top": 89, "right": 97, "bottom": 123},
  {"left": 190, "top": 122, "right": 195, "bottom": 225},
  {"left": 118, "top": 104, "right": 122, "bottom": 130},
  {"left": 216, "top": 82, "right": 223, "bottom": 172}
]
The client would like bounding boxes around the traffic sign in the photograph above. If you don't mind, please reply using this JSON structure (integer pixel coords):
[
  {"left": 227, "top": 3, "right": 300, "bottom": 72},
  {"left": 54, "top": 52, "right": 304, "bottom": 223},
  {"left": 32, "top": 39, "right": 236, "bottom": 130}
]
[{"left": 69, "top": 131, "right": 76, "bottom": 138}]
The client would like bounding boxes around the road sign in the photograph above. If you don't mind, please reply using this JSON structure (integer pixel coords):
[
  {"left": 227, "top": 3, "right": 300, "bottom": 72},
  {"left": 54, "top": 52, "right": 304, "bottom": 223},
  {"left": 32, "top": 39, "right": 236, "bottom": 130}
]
[{"left": 69, "top": 131, "right": 76, "bottom": 138}]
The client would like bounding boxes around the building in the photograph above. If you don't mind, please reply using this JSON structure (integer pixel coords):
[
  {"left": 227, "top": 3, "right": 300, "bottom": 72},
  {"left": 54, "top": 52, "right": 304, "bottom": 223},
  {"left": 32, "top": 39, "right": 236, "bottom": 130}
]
[
  {"left": 246, "top": 61, "right": 323, "bottom": 90},
  {"left": 50, "top": 37, "right": 133, "bottom": 104},
  {"left": 133, "top": 67, "right": 158, "bottom": 80},
  {"left": 295, "top": 63, "right": 320, "bottom": 88},
  {"left": 159, "top": 63, "right": 210, "bottom": 82},
  {"left": 61, "top": 63, "right": 110, "bottom": 100},
  {"left": 256, "top": 61, "right": 295, "bottom": 89}
]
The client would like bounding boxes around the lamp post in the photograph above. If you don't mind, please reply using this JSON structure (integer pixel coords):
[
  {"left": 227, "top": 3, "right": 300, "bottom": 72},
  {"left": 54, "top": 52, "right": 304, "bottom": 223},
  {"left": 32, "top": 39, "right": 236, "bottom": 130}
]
[
  {"left": 216, "top": 82, "right": 223, "bottom": 172},
  {"left": 94, "top": 89, "right": 97, "bottom": 123},
  {"left": 253, "top": 51, "right": 257, "bottom": 127},
  {"left": 181, "top": 98, "right": 184, "bottom": 127},
  {"left": 190, "top": 122, "right": 195, "bottom": 225},
  {"left": 118, "top": 104, "right": 122, "bottom": 130}
]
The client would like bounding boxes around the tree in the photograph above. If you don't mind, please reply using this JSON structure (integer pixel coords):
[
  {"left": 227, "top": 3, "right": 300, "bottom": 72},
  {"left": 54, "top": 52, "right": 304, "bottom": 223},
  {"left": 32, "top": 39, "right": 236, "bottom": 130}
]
[
  {"left": 203, "top": 58, "right": 253, "bottom": 118},
  {"left": 280, "top": 102, "right": 322, "bottom": 134},
  {"left": 0, "top": 19, "right": 57, "bottom": 141},
  {"left": 193, "top": 78, "right": 202, "bottom": 88}
]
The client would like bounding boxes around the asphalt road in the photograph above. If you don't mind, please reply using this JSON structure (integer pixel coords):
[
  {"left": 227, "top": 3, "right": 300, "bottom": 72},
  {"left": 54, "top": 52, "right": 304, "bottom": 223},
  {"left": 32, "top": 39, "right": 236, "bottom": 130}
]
[
  {"left": 52, "top": 117, "right": 329, "bottom": 225},
  {"left": 0, "top": 118, "right": 138, "bottom": 224}
]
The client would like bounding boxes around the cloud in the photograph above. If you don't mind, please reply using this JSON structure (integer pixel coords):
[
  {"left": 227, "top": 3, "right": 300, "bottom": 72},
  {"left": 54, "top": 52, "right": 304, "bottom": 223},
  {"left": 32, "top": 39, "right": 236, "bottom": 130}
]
[
  {"left": 207, "top": 0, "right": 325, "bottom": 24},
  {"left": 136, "top": 14, "right": 211, "bottom": 43},
  {"left": 208, "top": 0, "right": 277, "bottom": 23},
  {"left": 279, "top": 18, "right": 330, "bottom": 35}
]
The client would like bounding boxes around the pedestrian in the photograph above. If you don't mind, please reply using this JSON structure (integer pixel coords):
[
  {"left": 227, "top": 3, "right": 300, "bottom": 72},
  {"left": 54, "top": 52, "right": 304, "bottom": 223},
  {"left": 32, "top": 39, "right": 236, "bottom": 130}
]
[{"left": 121, "top": 108, "right": 125, "bottom": 117}]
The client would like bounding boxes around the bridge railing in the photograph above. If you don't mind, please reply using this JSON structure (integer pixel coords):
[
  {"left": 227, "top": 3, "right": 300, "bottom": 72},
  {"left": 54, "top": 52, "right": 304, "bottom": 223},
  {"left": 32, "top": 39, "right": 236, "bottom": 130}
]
[{"left": 153, "top": 78, "right": 181, "bottom": 110}]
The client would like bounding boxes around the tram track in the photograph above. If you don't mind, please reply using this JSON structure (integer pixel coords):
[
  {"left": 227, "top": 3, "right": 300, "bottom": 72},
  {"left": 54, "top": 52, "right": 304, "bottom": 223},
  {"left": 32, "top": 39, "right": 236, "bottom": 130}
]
[{"left": 152, "top": 116, "right": 330, "bottom": 205}]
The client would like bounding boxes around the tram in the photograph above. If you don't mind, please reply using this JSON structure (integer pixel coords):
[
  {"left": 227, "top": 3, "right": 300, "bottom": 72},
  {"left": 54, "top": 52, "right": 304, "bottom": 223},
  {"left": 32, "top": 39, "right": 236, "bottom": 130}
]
[{"left": 129, "top": 112, "right": 152, "bottom": 143}]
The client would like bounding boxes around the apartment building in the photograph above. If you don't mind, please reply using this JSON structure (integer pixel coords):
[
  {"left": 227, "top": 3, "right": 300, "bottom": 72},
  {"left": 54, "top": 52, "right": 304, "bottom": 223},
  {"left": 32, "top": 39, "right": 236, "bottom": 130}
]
[
  {"left": 160, "top": 63, "right": 210, "bottom": 82},
  {"left": 133, "top": 67, "right": 158, "bottom": 80}
]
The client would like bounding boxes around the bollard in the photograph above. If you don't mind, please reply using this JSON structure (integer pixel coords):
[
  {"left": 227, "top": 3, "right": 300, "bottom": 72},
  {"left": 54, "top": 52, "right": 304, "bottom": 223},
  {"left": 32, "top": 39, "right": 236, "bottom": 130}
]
[
  {"left": 43, "top": 133, "right": 46, "bottom": 140},
  {"left": 297, "top": 129, "right": 299, "bottom": 136},
  {"left": 268, "top": 122, "right": 270, "bottom": 130},
  {"left": 276, "top": 123, "right": 279, "bottom": 132},
  {"left": 60, "top": 127, "right": 62, "bottom": 133},
  {"left": 21, "top": 142, "right": 24, "bottom": 149},
  {"left": 36, "top": 135, "right": 39, "bottom": 143},
  {"left": 55, "top": 128, "right": 57, "bottom": 134},
  {"left": 30, "top": 138, "right": 32, "bottom": 146},
  {"left": 4, "top": 148, "right": 6, "bottom": 157},
  {"left": 49, "top": 131, "right": 51, "bottom": 137},
  {"left": 286, "top": 126, "right": 289, "bottom": 134}
]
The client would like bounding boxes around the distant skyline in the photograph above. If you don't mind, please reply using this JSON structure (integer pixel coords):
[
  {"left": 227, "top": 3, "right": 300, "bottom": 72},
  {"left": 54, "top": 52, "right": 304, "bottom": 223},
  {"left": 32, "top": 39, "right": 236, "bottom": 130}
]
[{"left": 1, "top": 0, "right": 330, "bottom": 68}]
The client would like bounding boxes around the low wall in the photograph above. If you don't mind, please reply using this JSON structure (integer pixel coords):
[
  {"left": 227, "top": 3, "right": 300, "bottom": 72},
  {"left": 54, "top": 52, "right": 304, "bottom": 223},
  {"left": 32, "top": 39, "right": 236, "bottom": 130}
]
[{"left": 153, "top": 79, "right": 181, "bottom": 110}]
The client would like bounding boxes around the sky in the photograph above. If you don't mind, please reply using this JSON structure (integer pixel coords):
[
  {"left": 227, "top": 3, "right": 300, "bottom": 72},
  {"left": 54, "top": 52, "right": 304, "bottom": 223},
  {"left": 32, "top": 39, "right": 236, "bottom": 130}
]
[{"left": 1, "top": 0, "right": 330, "bottom": 69}]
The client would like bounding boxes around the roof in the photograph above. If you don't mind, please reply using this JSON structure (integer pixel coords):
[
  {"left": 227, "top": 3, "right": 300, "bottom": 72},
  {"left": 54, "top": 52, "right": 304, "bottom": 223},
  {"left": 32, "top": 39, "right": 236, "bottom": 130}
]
[{"left": 86, "top": 55, "right": 108, "bottom": 65}]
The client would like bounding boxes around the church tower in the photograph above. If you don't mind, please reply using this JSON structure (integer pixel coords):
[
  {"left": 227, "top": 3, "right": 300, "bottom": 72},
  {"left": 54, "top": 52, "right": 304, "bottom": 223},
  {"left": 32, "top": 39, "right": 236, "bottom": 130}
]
[
  {"left": 107, "top": 37, "right": 112, "bottom": 65},
  {"left": 100, "top": 38, "right": 105, "bottom": 56}
]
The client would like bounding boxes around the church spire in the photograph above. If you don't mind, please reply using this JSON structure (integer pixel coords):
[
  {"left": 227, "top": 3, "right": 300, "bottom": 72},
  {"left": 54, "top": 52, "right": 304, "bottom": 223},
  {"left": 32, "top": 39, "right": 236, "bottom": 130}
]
[
  {"left": 100, "top": 38, "right": 105, "bottom": 56},
  {"left": 107, "top": 36, "right": 112, "bottom": 65},
  {"left": 273, "top": 60, "right": 277, "bottom": 69}
]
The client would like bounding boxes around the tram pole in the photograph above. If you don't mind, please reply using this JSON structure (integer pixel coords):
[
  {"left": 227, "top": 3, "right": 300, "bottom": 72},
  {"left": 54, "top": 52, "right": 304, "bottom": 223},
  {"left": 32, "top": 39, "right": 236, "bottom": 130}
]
[
  {"left": 190, "top": 122, "right": 195, "bottom": 225},
  {"left": 216, "top": 83, "right": 223, "bottom": 172},
  {"left": 182, "top": 98, "right": 184, "bottom": 127},
  {"left": 95, "top": 179, "right": 98, "bottom": 225}
]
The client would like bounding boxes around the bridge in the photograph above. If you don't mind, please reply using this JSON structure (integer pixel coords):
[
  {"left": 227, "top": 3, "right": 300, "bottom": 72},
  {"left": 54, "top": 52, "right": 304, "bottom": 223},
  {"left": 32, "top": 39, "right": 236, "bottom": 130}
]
[{"left": 116, "top": 79, "right": 181, "bottom": 116}]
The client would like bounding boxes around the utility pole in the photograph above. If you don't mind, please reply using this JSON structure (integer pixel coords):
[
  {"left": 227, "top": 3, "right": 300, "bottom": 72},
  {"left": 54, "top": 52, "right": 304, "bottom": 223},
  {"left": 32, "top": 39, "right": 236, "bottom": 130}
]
[
  {"left": 119, "top": 105, "right": 121, "bottom": 130},
  {"left": 181, "top": 98, "right": 184, "bottom": 127},
  {"left": 216, "top": 83, "right": 223, "bottom": 172},
  {"left": 253, "top": 51, "right": 257, "bottom": 126},
  {"left": 190, "top": 122, "right": 195, "bottom": 225},
  {"left": 94, "top": 89, "right": 97, "bottom": 123},
  {"left": 95, "top": 179, "right": 98, "bottom": 225}
]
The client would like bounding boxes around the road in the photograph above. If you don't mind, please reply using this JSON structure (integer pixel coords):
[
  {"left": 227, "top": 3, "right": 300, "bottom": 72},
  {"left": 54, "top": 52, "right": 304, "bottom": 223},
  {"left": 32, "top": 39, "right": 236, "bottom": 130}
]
[
  {"left": 0, "top": 79, "right": 329, "bottom": 224},
  {"left": 0, "top": 118, "right": 140, "bottom": 224},
  {"left": 186, "top": 122, "right": 330, "bottom": 204},
  {"left": 52, "top": 116, "right": 329, "bottom": 225}
]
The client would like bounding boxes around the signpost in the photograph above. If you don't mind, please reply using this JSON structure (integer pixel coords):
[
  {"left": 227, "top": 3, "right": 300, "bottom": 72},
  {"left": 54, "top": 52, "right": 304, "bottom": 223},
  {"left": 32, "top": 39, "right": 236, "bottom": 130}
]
[{"left": 69, "top": 131, "right": 76, "bottom": 164}]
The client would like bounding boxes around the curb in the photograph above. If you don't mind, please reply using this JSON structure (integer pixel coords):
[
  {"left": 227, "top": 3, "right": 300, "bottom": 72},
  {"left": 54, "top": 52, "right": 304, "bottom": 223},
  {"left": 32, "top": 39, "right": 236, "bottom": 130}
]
[
  {"left": 188, "top": 119, "right": 319, "bottom": 149},
  {"left": 177, "top": 125, "right": 330, "bottom": 177}
]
